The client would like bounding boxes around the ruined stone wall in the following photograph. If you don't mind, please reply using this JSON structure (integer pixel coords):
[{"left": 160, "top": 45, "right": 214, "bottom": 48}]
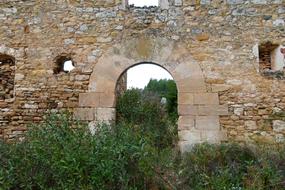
[{"left": 0, "top": 0, "right": 284, "bottom": 144}]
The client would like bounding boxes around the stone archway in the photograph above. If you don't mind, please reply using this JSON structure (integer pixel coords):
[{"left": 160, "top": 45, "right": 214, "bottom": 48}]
[{"left": 75, "top": 37, "right": 228, "bottom": 151}]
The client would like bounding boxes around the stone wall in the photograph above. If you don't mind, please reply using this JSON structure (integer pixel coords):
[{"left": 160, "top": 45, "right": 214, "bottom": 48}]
[{"left": 0, "top": 0, "right": 284, "bottom": 147}]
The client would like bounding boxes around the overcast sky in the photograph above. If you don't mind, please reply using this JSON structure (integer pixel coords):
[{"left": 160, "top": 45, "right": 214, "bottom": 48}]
[
  {"left": 127, "top": 64, "right": 173, "bottom": 89},
  {"left": 128, "top": 0, "right": 158, "bottom": 6}
]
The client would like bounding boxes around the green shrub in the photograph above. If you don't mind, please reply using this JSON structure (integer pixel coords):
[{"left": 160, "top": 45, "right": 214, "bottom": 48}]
[
  {"left": 144, "top": 79, "right": 178, "bottom": 120},
  {"left": 178, "top": 143, "right": 285, "bottom": 190},
  {"left": 116, "top": 88, "right": 177, "bottom": 149},
  {"left": 0, "top": 113, "right": 167, "bottom": 190}
]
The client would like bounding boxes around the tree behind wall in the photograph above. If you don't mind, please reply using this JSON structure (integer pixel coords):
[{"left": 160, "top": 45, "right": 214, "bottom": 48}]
[{"left": 144, "top": 79, "right": 178, "bottom": 120}]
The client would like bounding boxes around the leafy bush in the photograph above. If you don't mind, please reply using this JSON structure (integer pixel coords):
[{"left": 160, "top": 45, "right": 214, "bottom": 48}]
[
  {"left": 1, "top": 88, "right": 285, "bottom": 190},
  {"left": 0, "top": 113, "right": 167, "bottom": 190},
  {"left": 178, "top": 143, "right": 285, "bottom": 190},
  {"left": 144, "top": 79, "right": 178, "bottom": 120},
  {"left": 116, "top": 88, "right": 177, "bottom": 149}
]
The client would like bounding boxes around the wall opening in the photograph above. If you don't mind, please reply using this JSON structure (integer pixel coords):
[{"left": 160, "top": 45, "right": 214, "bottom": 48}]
[
  {"left": 258, "top": 42, "right": 285, "bottom": 79},
  {"left": 128, "top": 0, "right": 159, "bottom": 7},
  {"left": 115, "top": 62, "right": 178, "bottom": 148},
  {"left": 53, "top": 55, "right": 75, "bottom": 74},
  {"left": 0, "top": 54, "right": 15, "bottom": 100},
  {"left": 115, "top": 63, "right": 178, "bottom": 120}
]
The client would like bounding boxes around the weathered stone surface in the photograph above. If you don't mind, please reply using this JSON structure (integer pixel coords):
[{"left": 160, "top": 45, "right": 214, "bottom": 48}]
[
  {"left": 0, "top": 0, "right": 284, "bottom": 148},
  {"left": 174, "top": 0, "right": 183, "bottom": 6},
  {"left": 74, "top": 108, "right": 96, "bottom": 121},
  {"left": 245, "top": 121, "right": 258, "bottom": 130},
  {"left": 195, "top": 116, "right": 220, "bottom": 130},
  {"left": 195, "top": 33, "right": 210, "bottom": 41},
  {"left": 178, "top": 129, "right": 202, "bottom": 142},
  {"left": 211, "top": 84, "right": 231, "bottom": 92},
  {"left": 197, "top": 105, "right": 229, "bottom": 116},
  {"left": 176, "top": 78, "right": 207, "bottom": 93},
  {"left": 79, "top": 93, "right": 100, "bottom": 107},
  {"left": 273, "top": 120, "right": 285, "bottom": 132},
  {"left": 178, "top": 116, "right": 195, "bottom": 130},
  {"left": 193, "top": 93, "right": 219, "bottom": 105},
  {"left": 178, "top": 105, "right": 198, "bottom": 115},
  {"left": 99, "top": 93, "right": 116, "bottom": 108},
  {"left": 96, "top": 108, "right": 116, "bottom": 122},
  {"left": 178, "top": 93, "right": 194, "bottom": 105},
  {"left": 201, "top": 130, "right": 227, "bottom": 143}
]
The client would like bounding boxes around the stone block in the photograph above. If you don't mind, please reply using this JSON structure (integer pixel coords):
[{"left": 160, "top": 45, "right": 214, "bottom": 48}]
[
  {"left": 77, "top": 37, "right": 96, "bottom": 45},
  {"left": 200, "top": 0, "right": 211, "bottom": 4},
  {"left": 96, "top": 108, "right": 116, "bottom": 122},
  {"left": 273, "top": 120, "right": 285, "bottom": 132},
  {"left": 79, "top": 93, "right": 100, "bottom": 107},
  {"left": 195, "top": 116, "right": 220, "bottom": 130},
  {"left": 172, "top": 63, "right": 193, "bottom": 81},
  {"left": 245, "top": 120, "right": 257, "bottom": 130},
  {"left": 211, "top": 84, "right": 231, "bottom": 92},
  {"left": 177, "top": 78, "right": 207, "bottom": 93},
  {"left": 159, "top": 0, "right": 169, "bottom": 9},
  {"left": 74, "top": 108, "right": 95, "bottom": 121},
  {"left": 227, "top": 0, "right": 245, "bottom": 4},
  {"left": 178, "top": 93, "right": 194, "bottom": 105},
  {"left": 196, "top": 33, "right": 209, "bottom": 41},
  {"left": 178, "top": 129, "right": 201, "bottom": 142},
  {"left": 193, "top": 93, "right": 219, "bottom": 105},
  {"left": 99, "top": 92, "right": 115, "bottom": 107},
  {"left": 178, "top": 105, "right": 198, "bottom": 115},
  {"left": 198, "top": 105, "right": 229, "bottom": 116},
  {"left": 174, "top": 0, "right": 183, "bottom": 6},
  {"left": 201, "top": 130, "right": 227, "bottom": 143},
  {"left": 251, "top": 0, "right": 267, "bottom": 4},
  {"left": 178, "top": 116, "right": 195, "bottom": 130}
]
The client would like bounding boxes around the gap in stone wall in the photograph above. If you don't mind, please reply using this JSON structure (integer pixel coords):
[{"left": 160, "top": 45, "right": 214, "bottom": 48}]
[
  {"left": 0, "top": 54, "right": 15, "bottom": 100},
  {"left": 259, "top": 42, "right": 285, "bottom": 79},
  {"left": 53, "top": 55, "right": 75, "bottom": 74},
  {"left": 128, "top": 0, "right": 159, "bottom": 7}
]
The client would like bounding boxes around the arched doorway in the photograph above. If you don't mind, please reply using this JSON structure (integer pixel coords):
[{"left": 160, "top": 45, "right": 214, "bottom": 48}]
[
  {"left": 115, "top": 63, "right": 178, "bottom": 148},
  {"left": 115, "top": 62, "right": 178, "bottom": 120},
  {"left": 76, "top": 39, "right": 228, "bottom": 152}
]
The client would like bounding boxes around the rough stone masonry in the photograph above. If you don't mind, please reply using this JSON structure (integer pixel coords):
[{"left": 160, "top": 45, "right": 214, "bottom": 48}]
[{"left": 0, "top": 0, "right": 284, "bottom": 151}]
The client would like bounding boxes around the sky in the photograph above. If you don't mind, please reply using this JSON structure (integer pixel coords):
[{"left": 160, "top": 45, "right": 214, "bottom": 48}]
[
  {"left": 127, "top": 64, "right": 173, "bottom": 89},
  {"left": 128, "top": 0, "right": 158, "bottom": 7},
  {"left": 63, "top": 60, "right": 75, "bottom": 72}
]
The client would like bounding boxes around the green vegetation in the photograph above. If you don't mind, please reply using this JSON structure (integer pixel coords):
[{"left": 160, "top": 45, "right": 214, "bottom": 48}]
[
  {"left": 0, "top": 85, "right": 284, "bottom": 189},
  {"left": 144, "top": 79, "right": 178, "bottom": 120},
  {"left": 178, "top": 143, "right": 285, "bottom": 190},
  {"left": 0, "top": 113, "right": 171, "bottom": 190},
  {"left": 116, "top": 88, "right": 177, "bottom": 149}
]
